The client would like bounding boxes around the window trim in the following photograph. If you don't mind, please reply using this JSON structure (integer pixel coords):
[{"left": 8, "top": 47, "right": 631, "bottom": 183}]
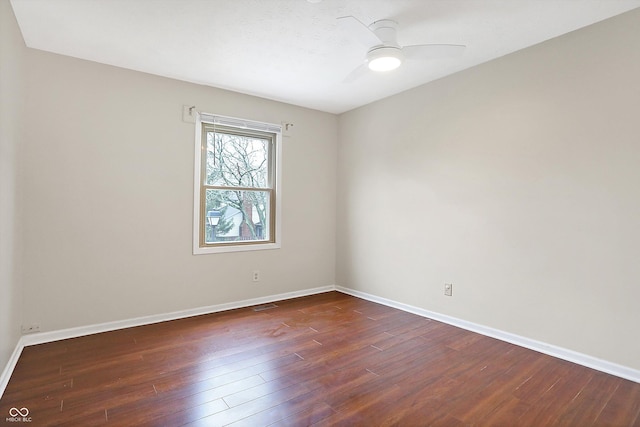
[{"left": 193, "top": 113, "right": 282, "bottom": 255}]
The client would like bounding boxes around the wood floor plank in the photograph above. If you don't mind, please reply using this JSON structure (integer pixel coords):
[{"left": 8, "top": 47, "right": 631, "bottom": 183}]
[
  {"left": 268, "top": 401, "right": 335, "bottom": 427},
  {"left": 375, "top": 375, "right": 462, "bottom": 426},
  {"left": 595, "top": 378, "right": 640, "bottom": 426},
  {"left": 554, "top": 371, "right": 625, "bottom": 426},
  {"left": 515, "top": 365, "right": 595, "bottom": 426},
  {"left": 106, "top": 375, "right": 262, "bottom": 426},
  {"left": 182, "top": 382, "right": 311, "bottom": 426},
  {"left": 222, "top": 376, "right": 300, "bottom": 408},
  {"left": 0, "top": 376, "right": 73, "bottom": 405},
  {"left": 1, "top": 291, "right": 638, "bottom": 426},
  {"left": 226, "top": 389, "right": 333, "bottom": 427}
]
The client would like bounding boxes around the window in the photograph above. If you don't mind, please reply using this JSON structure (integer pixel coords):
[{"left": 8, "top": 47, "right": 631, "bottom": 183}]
[{"left": 193, "top": 113, "right": 281, "bottom": 254}]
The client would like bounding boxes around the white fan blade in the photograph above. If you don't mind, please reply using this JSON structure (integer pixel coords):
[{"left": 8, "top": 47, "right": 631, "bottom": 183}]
[
  {"left": 337, "top": 16, "right": 382, "bottom": 47},
  {"left": 343, "top": 63, "right": 369, "bottom": 83},
  {"left": 403, "top": 44, "right": 466, "bottom": 60}
]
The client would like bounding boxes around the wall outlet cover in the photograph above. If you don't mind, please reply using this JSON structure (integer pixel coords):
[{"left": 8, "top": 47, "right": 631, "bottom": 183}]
[{"left": 444, "top": 283, "right": 453, "bottom": 296}]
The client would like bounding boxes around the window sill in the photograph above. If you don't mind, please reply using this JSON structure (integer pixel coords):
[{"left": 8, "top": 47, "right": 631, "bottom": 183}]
[{"left": 193, "top": 242, "right": 281, "bottom": 255}]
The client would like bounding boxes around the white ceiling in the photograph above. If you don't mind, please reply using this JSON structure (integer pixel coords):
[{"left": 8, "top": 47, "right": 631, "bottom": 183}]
[{"left": 10, "top": 0, "right": 640, "bottom": 114}]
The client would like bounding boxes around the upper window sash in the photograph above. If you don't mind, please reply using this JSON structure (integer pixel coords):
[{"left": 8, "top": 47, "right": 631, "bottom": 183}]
[{"left": 202, "top": 124, "right": 274, "bottom": 191}]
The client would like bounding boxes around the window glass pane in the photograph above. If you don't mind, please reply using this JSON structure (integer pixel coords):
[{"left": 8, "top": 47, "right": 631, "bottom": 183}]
[
  {"left": 206, "top": 131, "right": 270, "bottom": 188},
  {"left": 204, "top": 189, "right": 271, "bottom": 243}
]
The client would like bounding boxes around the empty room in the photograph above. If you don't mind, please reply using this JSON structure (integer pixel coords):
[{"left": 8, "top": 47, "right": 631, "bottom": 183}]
[{"left": 1, "top": 0, "right": 639, "bottom": 425}]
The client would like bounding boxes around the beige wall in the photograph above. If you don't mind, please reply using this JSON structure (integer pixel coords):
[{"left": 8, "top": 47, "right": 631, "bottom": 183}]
[
  {"left": 18, "top": 44, "right": 337, "bottom": 332},
  {"left": 4, "top": 0, "right": 639, "bottom": 377},
  {"left": 0, "top": 0, "right": 24, "bottom": 370},
  {"left": 337, "top": 9, "right": 640, "bottom": 370}
]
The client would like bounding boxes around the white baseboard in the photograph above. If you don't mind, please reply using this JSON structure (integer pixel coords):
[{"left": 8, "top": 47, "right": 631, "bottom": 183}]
[
  {"left": 21, "top": 285, "right": 335, "bottom": 347},
  {"left": 0, "top": 341, "right": 24, "bottom": 399},
  {"left": 0, "top": 285, "right": 334, "bottom": 397},
  {"left": 336, "top": 286, "right": 640, "bottom": 384},
  {"left": 3, "top": 283, "right": 638, "bottom": 399}
]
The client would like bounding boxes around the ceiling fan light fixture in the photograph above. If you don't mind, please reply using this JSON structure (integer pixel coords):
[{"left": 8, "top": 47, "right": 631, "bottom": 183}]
[{"left": 367, "top": 47, "right": 403, "bottom": 72}]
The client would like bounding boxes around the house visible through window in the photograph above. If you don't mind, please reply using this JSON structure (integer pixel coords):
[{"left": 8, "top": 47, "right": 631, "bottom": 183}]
[{"left": 193, "top": 114, "right": 281, "bottom": 254}]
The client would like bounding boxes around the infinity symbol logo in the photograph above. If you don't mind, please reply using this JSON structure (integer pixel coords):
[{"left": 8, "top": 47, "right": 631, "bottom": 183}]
[{"left": 9, "top": 407, "right": 29, "bottom": 417}]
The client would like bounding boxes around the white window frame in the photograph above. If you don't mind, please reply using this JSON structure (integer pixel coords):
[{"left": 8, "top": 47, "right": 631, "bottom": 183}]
[{"left": 193, "top": 112, "right": 282, "bottom": 254}]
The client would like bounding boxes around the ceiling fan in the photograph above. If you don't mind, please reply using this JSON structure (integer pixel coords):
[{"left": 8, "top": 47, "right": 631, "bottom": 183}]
[{"left": 338, "top": 16, "right": 466, "bottom": 81}]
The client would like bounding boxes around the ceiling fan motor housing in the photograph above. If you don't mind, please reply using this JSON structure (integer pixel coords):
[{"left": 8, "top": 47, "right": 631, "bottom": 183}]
[{"left": 369, "top": 19, "right": 400, "bottom": 47}]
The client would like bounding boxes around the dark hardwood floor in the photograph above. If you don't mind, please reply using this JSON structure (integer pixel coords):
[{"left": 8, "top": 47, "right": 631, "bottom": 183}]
[{"left": 1, "top": 291, "right": 639, "bottom": 426}]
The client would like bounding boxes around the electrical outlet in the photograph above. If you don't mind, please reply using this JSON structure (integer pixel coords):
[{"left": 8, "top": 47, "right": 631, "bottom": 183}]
[
  {"left": 444, "top": 283, "right": 453, "bottom": 297},
  {"left": 253, "top": 270, "right": 260, "bottom": 282},
  {"left": 22, "top": 324, "right": 40, "bottom": 334}
]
